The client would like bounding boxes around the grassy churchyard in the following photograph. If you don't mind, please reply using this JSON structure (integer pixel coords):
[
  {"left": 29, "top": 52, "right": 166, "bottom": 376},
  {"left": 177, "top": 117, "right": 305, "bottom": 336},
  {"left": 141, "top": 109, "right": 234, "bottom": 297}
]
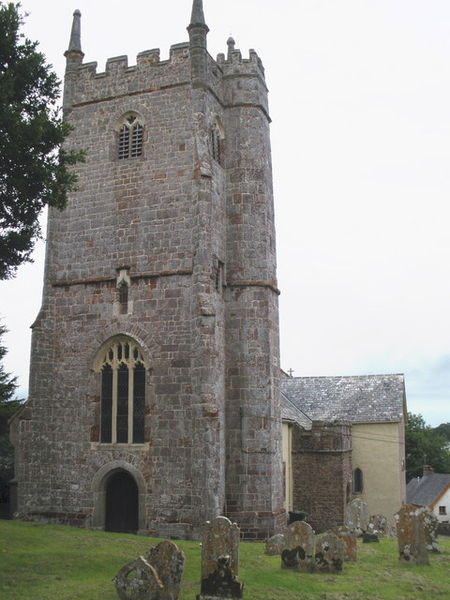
[{"left": 0, "top": 520, "right": 449, "bottom": 600}]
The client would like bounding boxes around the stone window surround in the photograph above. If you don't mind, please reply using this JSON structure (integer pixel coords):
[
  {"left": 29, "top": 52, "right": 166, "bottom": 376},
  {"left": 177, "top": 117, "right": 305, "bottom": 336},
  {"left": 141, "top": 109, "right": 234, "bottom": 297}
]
[{"left": 93, "top": 335, "right": 149, "bottom": 445}]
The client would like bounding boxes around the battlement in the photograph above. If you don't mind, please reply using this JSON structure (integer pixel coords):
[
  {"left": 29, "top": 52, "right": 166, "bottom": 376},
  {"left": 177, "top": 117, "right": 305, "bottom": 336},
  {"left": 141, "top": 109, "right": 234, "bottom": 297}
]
[{"left": 216, "top": 47, "right": 265, "bottom": 81}]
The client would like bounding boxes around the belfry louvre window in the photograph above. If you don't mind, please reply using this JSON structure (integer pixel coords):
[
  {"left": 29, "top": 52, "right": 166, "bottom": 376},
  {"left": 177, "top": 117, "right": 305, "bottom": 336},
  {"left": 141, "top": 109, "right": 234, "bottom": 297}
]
[
  {"left": 98, "top": 338, "right": 146, "bottom": 444},
  {"left": 118, "top": 115, "right": 143, "bottom": 159}
]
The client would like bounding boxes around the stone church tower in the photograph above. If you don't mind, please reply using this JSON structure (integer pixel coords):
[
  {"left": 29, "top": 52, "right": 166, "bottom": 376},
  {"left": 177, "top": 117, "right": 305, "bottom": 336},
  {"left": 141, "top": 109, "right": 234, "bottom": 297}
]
[{"left": 14, "top": 1, "right": 284, "bottom": 539}]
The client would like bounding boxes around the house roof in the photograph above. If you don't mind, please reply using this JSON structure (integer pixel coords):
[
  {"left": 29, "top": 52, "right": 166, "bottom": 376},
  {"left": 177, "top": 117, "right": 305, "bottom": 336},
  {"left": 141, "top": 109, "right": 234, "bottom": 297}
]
[
  {"left": 280, "top": 373, "right": 406, "bottom": 426},
  {"left": 406, "top": 472, "right": 450, "bottom": 507}
]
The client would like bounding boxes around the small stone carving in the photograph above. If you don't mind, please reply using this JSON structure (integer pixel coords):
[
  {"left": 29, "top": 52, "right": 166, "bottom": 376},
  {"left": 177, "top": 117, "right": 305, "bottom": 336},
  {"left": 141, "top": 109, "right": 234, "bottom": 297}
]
[
  {"left": 265, "top": 533, "right": 285, "bottom": 555},
  {"left": 346, "top": 498, "right": 369, "bottom": 535},
  {"left": 198, "top": 516, "right": 243, "bottom": 599},
  {"left": 281, "top": 520, "right": 315, "bottom": 572},
  {"left": 314, "top": 533, "right": 344, "bottom": 573},
  {"left": 422, "top": 509, "right": 440, "bottom": 553},
  {"left": 145, "top": 540, "right": 185, "bottom": 599},
  {"left": 114, "top": 556, "right": 163, "bottom": 600},
  {"left": 368, "top": 514, "right": 388, "bottom": 536},
  {"left": 331, "top": 526, "right": 357, "bottom": 562},
  {"left": 395, "top": 504, "right": 429, "bottom": 565}
]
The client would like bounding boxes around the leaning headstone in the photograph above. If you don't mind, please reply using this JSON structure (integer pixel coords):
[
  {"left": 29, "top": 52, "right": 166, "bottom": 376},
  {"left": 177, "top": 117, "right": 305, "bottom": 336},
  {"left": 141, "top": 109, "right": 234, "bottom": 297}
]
[
  {"left": 394, "top": 504, "right": 429, "bottom": 565},
  {"left": 145, "top": 541, "right": 185, "bottom": 600},
  {"left": 346, "top": 498, "right": 369, "bottom": 535},
  {"left": 114, "top": 556, "right": 163, "bottom": 600},
  {"left": 331, "top": 526, "right": 357, "bottom": 562},
  {"left": 281, "top": 520, "right": 315, "bottom": 572},
  {"left": 198, "top": 516, "right": 243, "bottom": 600},
  {"left": 368, "top": 514, "right": 388, "bottom": 536},
  {"left": 265, "top": 533, "right": 285, "bottom": 556},
  {"left": 422, "top": 509, "right": 440, "bottom": 553},
  {"left": 314, "top": 533, "right": 344, "bottom": 573}
]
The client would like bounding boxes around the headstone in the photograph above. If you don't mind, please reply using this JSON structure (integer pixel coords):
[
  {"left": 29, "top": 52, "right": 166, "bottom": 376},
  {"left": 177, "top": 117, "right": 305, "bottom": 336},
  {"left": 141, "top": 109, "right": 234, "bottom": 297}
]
[
  {"left": 265, "top": 533, "right": 285, "bottom": 556},
  {"left": 145, "top": 541, "right": 185, "bottom": 600},
  {"left": 331, "top": 526, "right": 357, "bottom": 562},
  {"left": 368, "top": 514, "right": 388, "bottom": 536},
  {"left": 314, "top": 533, "right": 344, "bottom": 573},
  {"left": 394, "top": 504, "right": 429, "bottom": 565},
  {"left": 281, "top": 521, "right": 315, "bottom": 572},
  {"left": 422, "top": 509, "right": 440, "bottom": 553},
  {"left": 114, "top": 556, "right": 163, "bottom": 600},
  {"left": 346, "top": 498, "right": 369, "bottom": 535},
  {"left": 198, "top": 516, "right": 243, "bottom": 600}
]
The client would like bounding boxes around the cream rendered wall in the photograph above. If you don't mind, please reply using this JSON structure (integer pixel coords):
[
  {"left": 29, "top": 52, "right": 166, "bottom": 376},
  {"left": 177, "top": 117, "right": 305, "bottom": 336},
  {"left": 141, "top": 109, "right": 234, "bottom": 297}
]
[
  {"left": 282, "top": 422, "right": 293, "bottom": 512},
  {"left": 351, "top": 421, "right": 406, "bottom": 522},
  {"left": 431, "top": 486, "right": 450, "bottom": 522}
]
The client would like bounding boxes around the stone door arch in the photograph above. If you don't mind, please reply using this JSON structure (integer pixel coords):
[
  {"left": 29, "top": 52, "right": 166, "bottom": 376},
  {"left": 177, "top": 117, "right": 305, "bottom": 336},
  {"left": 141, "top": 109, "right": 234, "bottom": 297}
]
[{"left": 92, "top": 461, "right": 146, "bottom": 532}]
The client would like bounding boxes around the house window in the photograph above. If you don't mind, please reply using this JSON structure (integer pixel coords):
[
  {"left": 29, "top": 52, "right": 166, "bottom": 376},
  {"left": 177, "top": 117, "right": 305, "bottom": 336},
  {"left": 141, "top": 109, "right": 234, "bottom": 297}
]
[
  {"left": 97, "top": 338, "right": 146, "bottom": 444},
  {"left": 353, "top": 467, "right": 363, "bottom": 494},
  {"left": 118, "top": 115, "right": 143, "bottom": 159},
  {"left": 439, "top": 506, "right": 447, "bottom": 515}
]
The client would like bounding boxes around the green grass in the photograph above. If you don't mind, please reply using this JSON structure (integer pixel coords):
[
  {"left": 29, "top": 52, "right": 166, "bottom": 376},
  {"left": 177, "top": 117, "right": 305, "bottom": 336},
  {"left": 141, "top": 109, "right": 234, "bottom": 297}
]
[{"left": 0, "top": 520, "right": 449, "bottom": 599}]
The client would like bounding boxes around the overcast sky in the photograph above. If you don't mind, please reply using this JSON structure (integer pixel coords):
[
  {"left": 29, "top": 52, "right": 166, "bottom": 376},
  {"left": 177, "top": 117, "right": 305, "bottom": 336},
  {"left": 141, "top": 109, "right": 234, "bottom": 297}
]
[{"left": 1, "top": 0, "right": 449, "bottom": 426}]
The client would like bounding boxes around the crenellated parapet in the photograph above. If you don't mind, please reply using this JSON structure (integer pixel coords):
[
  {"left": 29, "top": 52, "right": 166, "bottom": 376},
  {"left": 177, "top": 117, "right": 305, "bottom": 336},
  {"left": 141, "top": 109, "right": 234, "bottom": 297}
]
[{"left": 64, "top": 43, "right": 192, "bottom": 109}]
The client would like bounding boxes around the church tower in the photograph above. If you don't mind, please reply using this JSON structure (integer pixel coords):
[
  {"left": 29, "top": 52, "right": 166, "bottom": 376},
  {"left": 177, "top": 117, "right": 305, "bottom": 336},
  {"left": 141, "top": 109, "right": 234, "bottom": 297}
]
[{"left": 15, "top": 1, "right": 284, "bottom": 539}]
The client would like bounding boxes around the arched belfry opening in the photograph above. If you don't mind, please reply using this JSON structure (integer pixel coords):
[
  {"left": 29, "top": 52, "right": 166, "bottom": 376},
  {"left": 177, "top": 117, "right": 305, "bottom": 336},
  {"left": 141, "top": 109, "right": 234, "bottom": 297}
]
[{"left": 105, "top": 470, "right": 138, "bottom": 533}]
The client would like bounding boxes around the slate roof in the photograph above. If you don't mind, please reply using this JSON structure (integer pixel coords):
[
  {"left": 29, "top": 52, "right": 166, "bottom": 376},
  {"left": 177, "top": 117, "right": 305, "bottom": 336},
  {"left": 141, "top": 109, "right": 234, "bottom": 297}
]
[
  {"left": 406, "top": 472, "right": 450, "bottom": 507},
  {"left": 280, "top": 373, "right": 406, "bottom": 426}
]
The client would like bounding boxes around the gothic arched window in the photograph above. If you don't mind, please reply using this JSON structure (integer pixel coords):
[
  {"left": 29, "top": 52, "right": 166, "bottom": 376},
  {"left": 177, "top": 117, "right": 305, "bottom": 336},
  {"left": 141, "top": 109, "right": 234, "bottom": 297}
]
[
  {"left": 95, "top": 337, "right": 147, "bottom": 444},
  {"left": 211, "top": 117, "right": 224, "bottom": 165},
  {"left": 353, "top": 467, "right": 363, "bottom": 494},
  {"left": 117, "top": 114, "right": 144, "bottom": 159}
]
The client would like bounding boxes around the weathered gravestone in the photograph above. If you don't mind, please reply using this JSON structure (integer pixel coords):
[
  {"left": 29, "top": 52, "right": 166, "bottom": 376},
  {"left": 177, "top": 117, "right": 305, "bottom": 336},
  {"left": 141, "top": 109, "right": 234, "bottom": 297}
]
[
  {"left": 331, "top": 526, "right": 357, "bottom": 562},
  {"left": 114, "top": 556, "right": 163, "bottom": 600},
  {"left": 346, "top": 498, "right": 369, "bottom": 535},
  {"left": 423, "top": 509, "right": 440, "bottom": 553},
  {"left": 281, "top": 520, "right": 315, "bottom": 572},
  {"left": 395, "top": 504, "right": 429, "bottom": 565},
  {"left": 198, "top": 516, "right": 243, "bottom": 600},
  {"left": 314, "top": 533, "right": 344, "bottom": 573},
  {"left": 145, "top": 541, "right": 185, "bottom": 599},
  {"left": 368, "top": 514, "right": 388, "bottom": 536},
  {"left": 265, "top": 533, "right": 285, "bottom": 556}
]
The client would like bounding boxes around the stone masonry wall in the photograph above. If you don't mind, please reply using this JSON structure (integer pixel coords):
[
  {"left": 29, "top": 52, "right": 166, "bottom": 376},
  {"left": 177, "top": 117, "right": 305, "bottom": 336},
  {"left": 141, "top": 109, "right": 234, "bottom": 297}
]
[{"left": 292, "top": 421, "right": 352, "bottom": 533}]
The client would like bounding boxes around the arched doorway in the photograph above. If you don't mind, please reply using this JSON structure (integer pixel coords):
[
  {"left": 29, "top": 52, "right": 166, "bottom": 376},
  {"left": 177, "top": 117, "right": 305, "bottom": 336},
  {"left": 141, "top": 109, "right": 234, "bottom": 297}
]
[{"left": 105, "top": 470, "right": 138, "bottom": 533}]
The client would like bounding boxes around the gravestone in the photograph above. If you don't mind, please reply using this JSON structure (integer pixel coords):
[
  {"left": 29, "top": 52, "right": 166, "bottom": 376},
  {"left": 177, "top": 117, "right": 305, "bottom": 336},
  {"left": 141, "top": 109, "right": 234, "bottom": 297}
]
[
  {"left": 362, "top": 532, "right": 379, "bottom": 543},
  {"left": 265, "top": 533, "right": 285, "bottom": 556},
  {"left": 114, "top": 556, "right": 163, "bottom": 600},
  {"left": 368, "top": 514, "right": 388, "bottom": 536},
  {"left": 145, "top": 541, "right": 185, "bottom": 599},
  {"left": 281, "top": 521, "right": 315, "bottom": 572},
  {"left": 422, "top": 509, "right": 440, "bottom": 553},
  {"left": 198, "top": 516, "right": 243, "bottom": 600},
  {"left": 395, "top": 504, "right": 429, "bottom": 565},
  {"left": 346, "top": 498, "right": 369, "bottom": 535},
  {"left": 314, "top": 533, "right": 344, "bottom": 573},
  {"left": 331, "top": 525, "right": 357, "bottom": 562}
]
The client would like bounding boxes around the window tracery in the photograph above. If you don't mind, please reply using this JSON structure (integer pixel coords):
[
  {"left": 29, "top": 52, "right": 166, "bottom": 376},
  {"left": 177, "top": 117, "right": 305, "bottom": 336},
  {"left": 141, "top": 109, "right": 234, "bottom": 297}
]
[{"left": 96, "top": 337, "right": 146, "bottom": 444}]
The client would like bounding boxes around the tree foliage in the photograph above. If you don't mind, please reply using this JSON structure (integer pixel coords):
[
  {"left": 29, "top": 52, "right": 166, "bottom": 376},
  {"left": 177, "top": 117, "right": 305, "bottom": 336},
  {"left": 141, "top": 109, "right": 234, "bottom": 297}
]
[
  {"left": 0, "top": 2, "right": 84, "bottom": 279},
  {"left": 0, "top": 322, "right": 19, "bottom": 494},
  {"left": 433, "top": 422, "right": 450, "bottom": 442},
  {"left": 405, "top": 412, "right": 450, "bottom": 481}
]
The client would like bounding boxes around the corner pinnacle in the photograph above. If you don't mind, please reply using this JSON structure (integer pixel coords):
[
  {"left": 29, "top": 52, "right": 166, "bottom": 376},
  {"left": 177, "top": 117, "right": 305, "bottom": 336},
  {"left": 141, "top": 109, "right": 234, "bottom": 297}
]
[{"left": 65, "top": 9, "right": 83, "bottom": 57}]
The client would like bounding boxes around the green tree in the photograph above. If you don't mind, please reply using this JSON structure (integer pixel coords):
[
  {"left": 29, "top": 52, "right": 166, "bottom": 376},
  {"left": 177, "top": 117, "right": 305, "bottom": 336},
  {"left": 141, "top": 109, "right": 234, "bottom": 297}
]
[
  {"left": 0, "top": 2, "right": 84, "bottom": 279},
  {"left": 0, "top": 323, "right": 20, "bottom": 498},
  {"left": 405, "top": 412, "right": 450, "bottom": 481},
  {"left": 433, "top": 422, "right": 450, "bottom": 442}
]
